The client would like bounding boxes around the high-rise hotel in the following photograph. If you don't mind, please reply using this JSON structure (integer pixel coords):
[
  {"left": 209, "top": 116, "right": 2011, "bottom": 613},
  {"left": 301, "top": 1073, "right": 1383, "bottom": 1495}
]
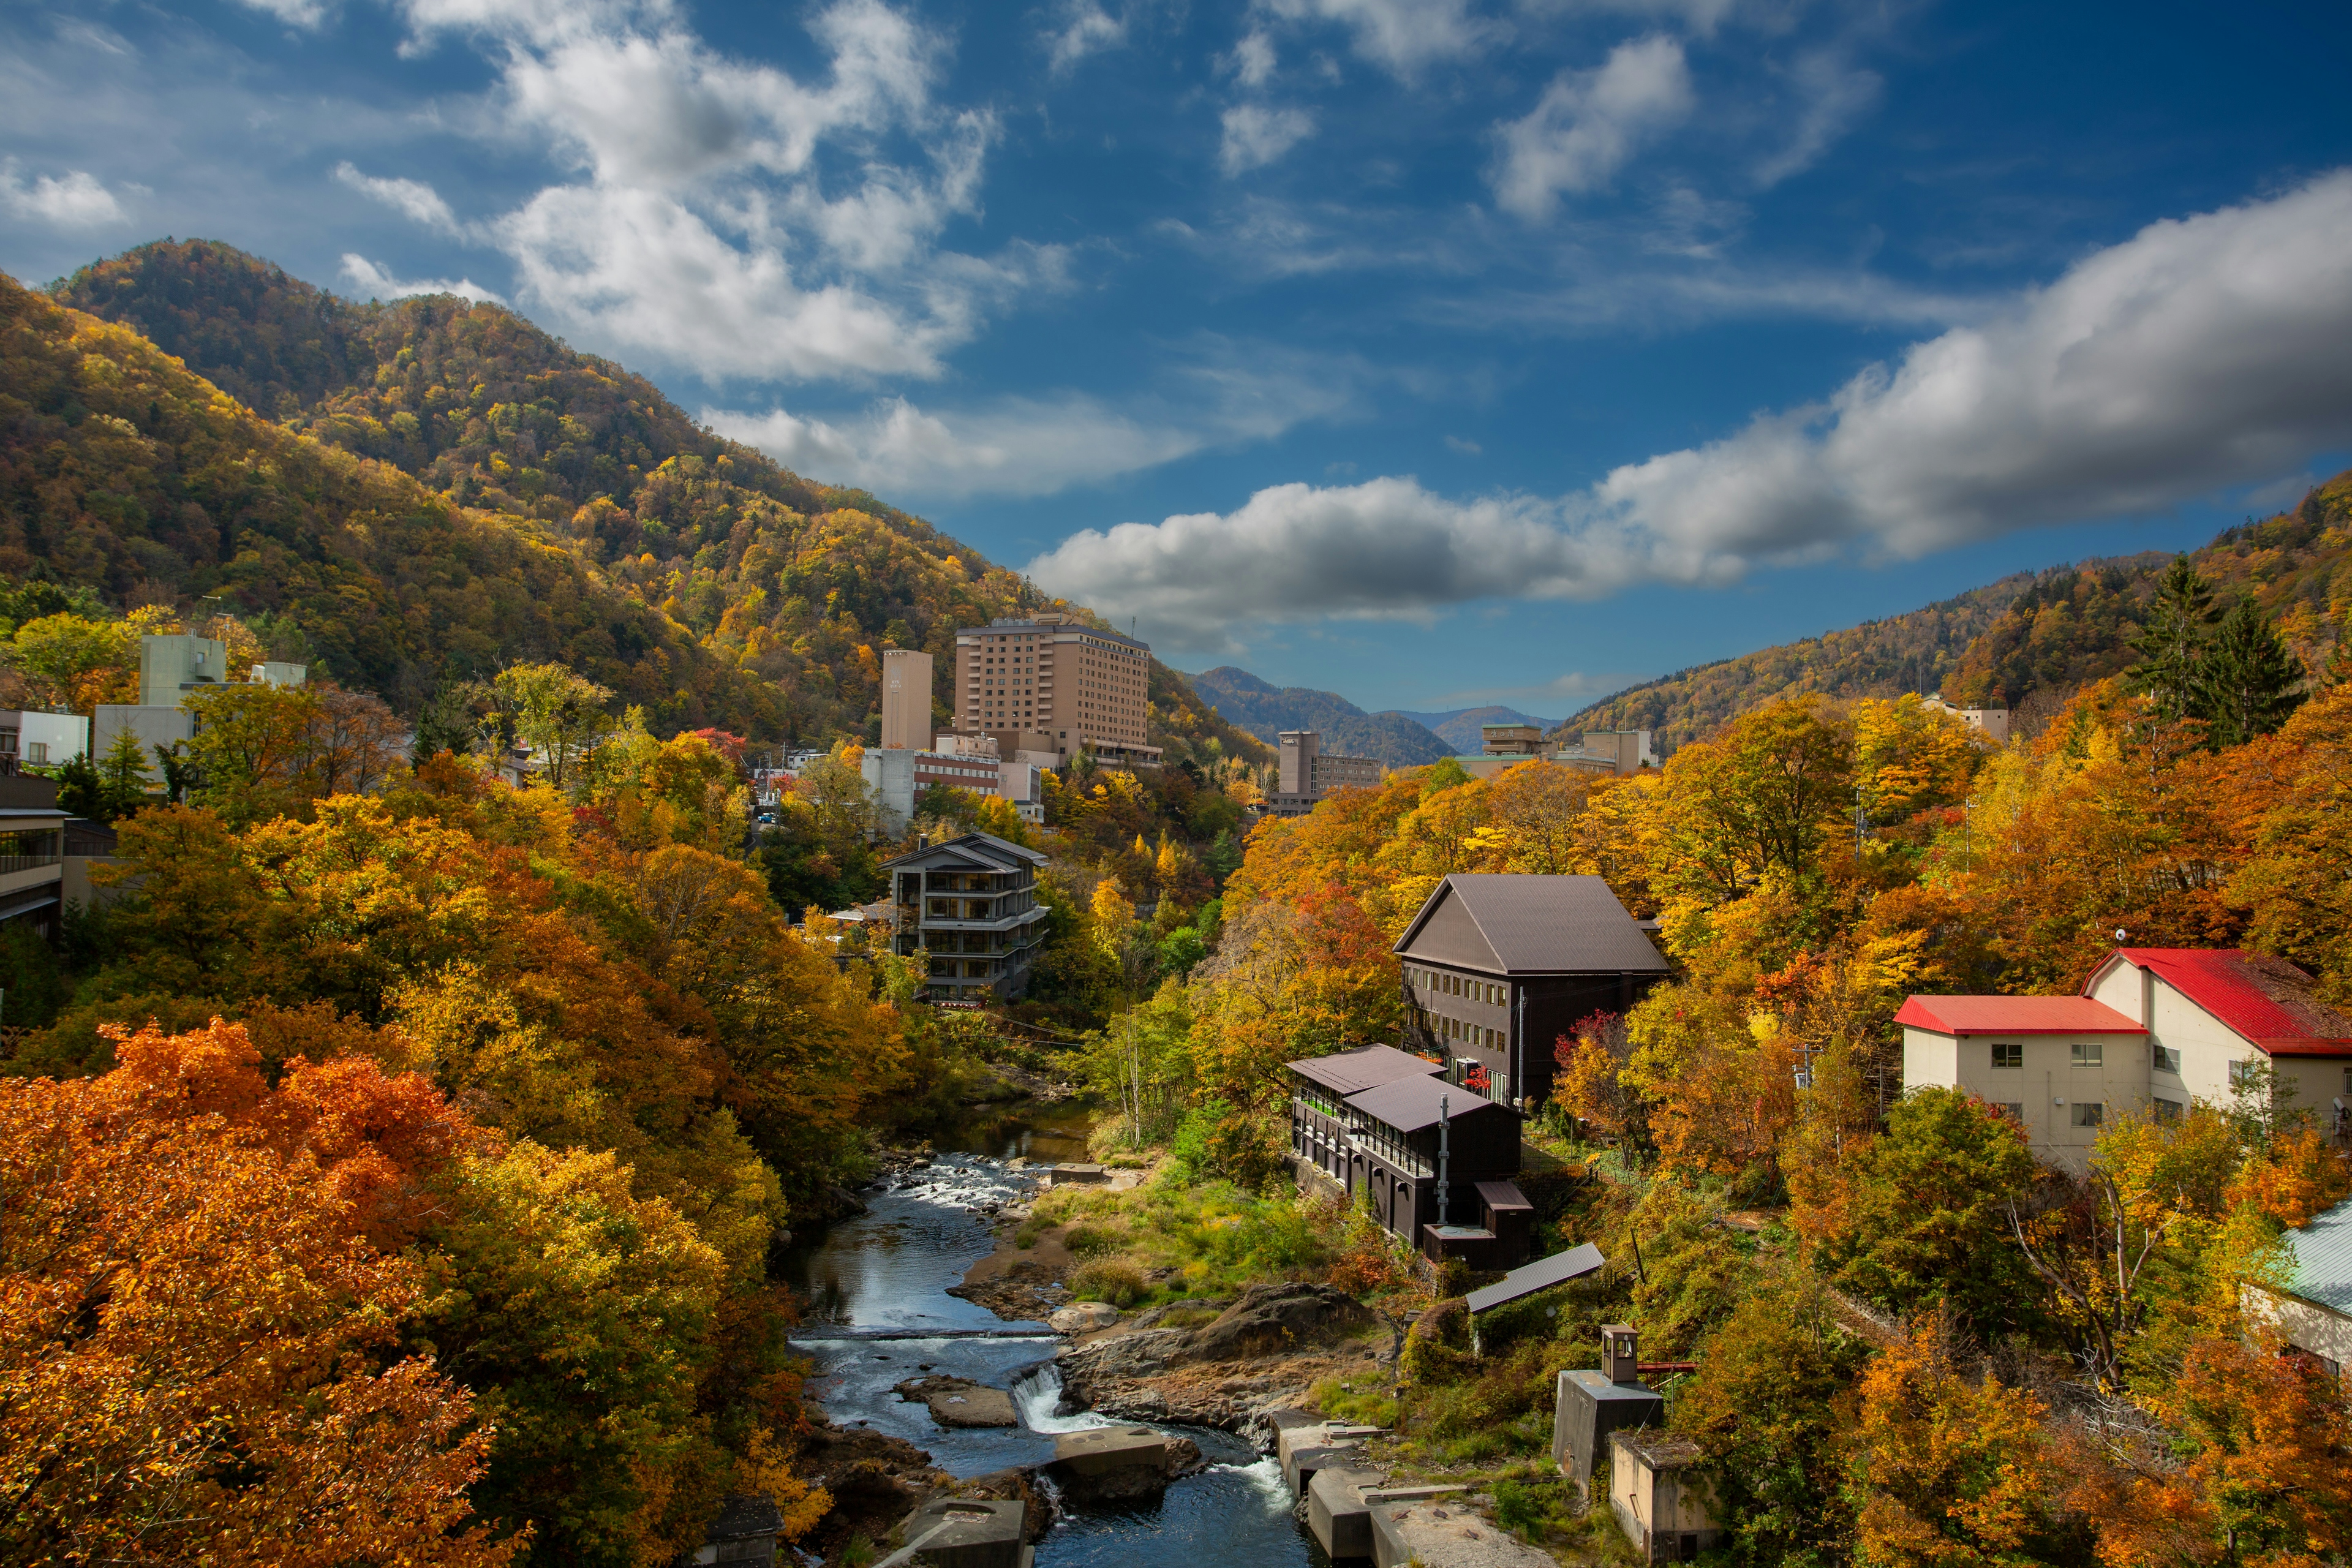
[{"left": 954, "top": 612, "right": 1161, "bottom": 770}]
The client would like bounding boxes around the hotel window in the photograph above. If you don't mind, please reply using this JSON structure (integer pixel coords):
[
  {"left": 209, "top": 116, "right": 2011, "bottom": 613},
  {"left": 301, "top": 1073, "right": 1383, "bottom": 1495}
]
[
  {"left": 1991, "top": 1042, "right": 2022, "bottom": 1069},
  {"left": 2071, "top": 1101, "right": 2104, "bottom": 1128},
  {"left": 2152, "top": 1044, "right": 2182, "bottom": 1075},
  {"left": 2070, "top": 1040, "right": 2103, "bottom": 1069}
]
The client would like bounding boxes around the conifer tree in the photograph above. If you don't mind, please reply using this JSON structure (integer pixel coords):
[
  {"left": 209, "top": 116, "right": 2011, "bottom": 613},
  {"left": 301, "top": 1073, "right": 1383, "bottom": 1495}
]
[
  {"left": 2127, "top": 556, "right": 2222, "bottom": 721},
  {"left": 2198, "top": 597, "right": 2306, "bottom": 746}
]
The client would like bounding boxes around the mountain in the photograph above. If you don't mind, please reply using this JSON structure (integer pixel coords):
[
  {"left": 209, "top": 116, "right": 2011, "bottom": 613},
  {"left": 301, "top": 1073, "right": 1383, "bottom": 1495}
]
[
  {"left": 1385, "top": 704, "right": 1560, "bottom": 753},
  {"left": 26, "top": 239, "right": 1270, "bottom": 766},
  {"left": 1566, "top": 475, "right": 2352, "bottom": 752},
  {"left": 1185, "top": 666, "right": 1453, "bottom": 766}
]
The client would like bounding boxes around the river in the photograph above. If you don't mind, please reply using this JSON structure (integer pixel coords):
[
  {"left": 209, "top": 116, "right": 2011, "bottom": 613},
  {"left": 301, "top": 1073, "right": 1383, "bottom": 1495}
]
[{"left": 779, "top": 1101, "right": 1331, "bottom": 1566}]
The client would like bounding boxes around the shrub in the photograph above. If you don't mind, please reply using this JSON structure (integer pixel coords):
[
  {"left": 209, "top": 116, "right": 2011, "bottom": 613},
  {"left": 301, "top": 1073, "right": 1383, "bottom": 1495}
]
[
  {"left": 1013, "top": 1224, "right": 1040, "bottom": 1250},
  {"left": 1069, "top": 1259, "right": 1148, "bottom": 1308},
  {"left": 1062, "top": 1223, "right": 1125, "bottom": 1257},
  {"left": 1491, "top": 1477, "right": 1553, "bottom": 1541}
]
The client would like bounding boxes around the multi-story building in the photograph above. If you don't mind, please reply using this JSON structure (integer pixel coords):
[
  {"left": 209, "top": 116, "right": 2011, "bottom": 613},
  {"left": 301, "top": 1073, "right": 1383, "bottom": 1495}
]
[
  {"left": 952, "top": 614, "right": 1161, "bottom": 771},
  {"left": 1921, "top": 695, "right": 2011, "bottom": 743},
  {"left": 0, "top": 710, "right": 89, "bottom": 768},
  {"left": 878, "top": 648, "right": 934, "bottom": 752},
  {"left": 1481, "top": 723, "right": 1545, "bottom": 755},
  {"left": 1898, "top": 948, "right": 2352, "bottom": 1170},
  {"left": 880, "top": 831, "right": 1051, "bottom": 1002},
  {"left": 1555, "top": 729, "right": 1657, "bottom": 776},
  {"left": 1393, "top": 873, "right": 1670, "bottom": 1109},
  {"left": 1263, "top": 729, "right": 1384, "bottom": 817}
]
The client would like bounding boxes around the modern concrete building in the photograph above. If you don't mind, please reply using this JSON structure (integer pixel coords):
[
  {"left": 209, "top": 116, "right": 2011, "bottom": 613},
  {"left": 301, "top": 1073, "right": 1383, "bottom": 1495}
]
[
  {"left": 1898, "top": 948, "right": 2352, "bottom": 1170},
  {"left": 138, "top": 633, "right": 230, "bottom": 706},
  {"left": 0, "top": 710, "right": 89, "bottom": 767},
  {"left": 1286, "top": 1044, "right": 1529, "bottom": 1262},
  {"left": 0, "top": 772, "right": 76, "bottom": 940},
  {"left": 1481, "top": 723, "right": 1545, "bottom": 755},
  {"left": 880, "top": 831, "right": 1051, "bottom": 1002},
  {"left": 952, "top": 614, "right": 1161, "bottom": 771},
  {"left": 1608, "top": 1429, "right": 1722, "bottom": 1563},
  {"left": 1923, "top": 695, "right": 2011, "bottom": 742},
  {"left": 94, "top": 634, "right": 314, "bottom": 782},
  {"left": 1555, "top": 729, "right": 1657, "bottom": 776},
  {"left": 1395, "top": 874, "right": 1671, "bottom": 1109},
  {"left": 1264, "top": 729, "right": 1384, "bottom": 817},
  {"left": 878, "top": 648, "right": 934, "bottom": 752}
]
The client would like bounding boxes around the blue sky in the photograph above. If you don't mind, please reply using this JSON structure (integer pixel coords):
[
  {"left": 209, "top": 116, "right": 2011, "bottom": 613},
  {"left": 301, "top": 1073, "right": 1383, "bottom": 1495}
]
[{"left": 5, "top": 0, "right": 2351, "bottom": 718}]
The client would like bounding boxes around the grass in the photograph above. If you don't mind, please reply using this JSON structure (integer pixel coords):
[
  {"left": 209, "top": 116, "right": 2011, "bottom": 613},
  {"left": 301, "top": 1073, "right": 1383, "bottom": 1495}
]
[{"left": 1026, "top": 1171, "right": 1346, "bottom": 1312}]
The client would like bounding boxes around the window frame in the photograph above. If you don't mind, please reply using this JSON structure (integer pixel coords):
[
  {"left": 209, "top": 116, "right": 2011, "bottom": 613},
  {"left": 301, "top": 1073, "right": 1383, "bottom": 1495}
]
[
  {"left": 2070, "top": 1039, "right": 2104, "bottom": 1069},
  {"left": 2070, "top": 1101, "right": 2105, "bottom": 1128},
  {"left": 1991, "top": 1041, "right": 2023, "bottom": 1070}
]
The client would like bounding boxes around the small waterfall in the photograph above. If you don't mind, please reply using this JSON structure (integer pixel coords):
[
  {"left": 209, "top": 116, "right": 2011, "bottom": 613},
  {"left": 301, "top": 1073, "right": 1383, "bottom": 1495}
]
[{"left": 1010, "top": 1360, "right": 1113, "bottom": 1434}]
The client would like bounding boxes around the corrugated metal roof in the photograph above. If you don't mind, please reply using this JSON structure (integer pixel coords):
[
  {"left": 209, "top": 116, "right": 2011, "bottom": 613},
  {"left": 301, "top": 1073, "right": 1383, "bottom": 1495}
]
[
  {"left": 2288, "top": 1196, "right": 2352, "bottom": 1314},
  {"left": 1475, "top": 1180, "right": 1532, "bottom": 1212},
  {"left": 2092, "top": 949, "right": 2352, "bottom": 1057},
  {"left": 1289, "top": 1044, "right": 1443, "bottom": 1096},
  {"left": 1895, "top": 995, "right": 2146, "bottom": 1036},
  {"left": 1342, "top": 1073, "right": 1513, "bottom": 1133},
  {"left": 1466, "top": 1243, "right": 1606, "bottom": 1313},
  {"left": 1394, "top": 874, "right": 1668, "bottom": 976}
]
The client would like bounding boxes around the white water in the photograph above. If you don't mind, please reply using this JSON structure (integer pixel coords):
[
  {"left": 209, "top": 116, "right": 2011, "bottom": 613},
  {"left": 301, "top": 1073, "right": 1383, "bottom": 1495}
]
[{"left": 1010, "top": 1361, "right": 1115, "bottom": 1435}]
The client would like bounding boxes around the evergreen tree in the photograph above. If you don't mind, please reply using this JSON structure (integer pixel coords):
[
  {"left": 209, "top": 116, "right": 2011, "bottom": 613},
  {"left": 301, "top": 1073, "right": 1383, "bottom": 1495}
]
[
  {"left": 2199, "top": 597, "right": 2307, "bottom": 746},
  {"left": 2127, "top": 556, "right": 2222, "bottom": 721},
  {"left": 97, "top": 726, "right": 156, "bottom": 818}
]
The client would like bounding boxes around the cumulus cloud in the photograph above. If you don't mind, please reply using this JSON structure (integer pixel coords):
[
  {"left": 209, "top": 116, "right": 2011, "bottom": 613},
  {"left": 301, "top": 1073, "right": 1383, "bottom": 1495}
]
[
  {"left": 335, "top": 161, "right": 467, "bottom": 235},
  {"left": 234, "top": 0, "right": 331, "bottom": 27},
  {"left": 341, "top": 253, "right": 507, "bottom": 303},
  {"left": 1032, "top": 173, "right": 2352, "bottom": 647},
  {"left": 1, "top": 161, "right": 126, "bottom": 227},
  {"left": 1224, "top": 29, "right": 1278, "bottom": 86},
  {"left": 1219, "top": 104, "right": 1316, "bottom": 175},
  {"left": 1493, "top": 35, "right": 1693, "bottom": 220},
  {"left": 363, "top": 0, "right": 1023, "bottom": 382},
  {"left": 1259, "top": 0, "right": 1501, "bottom": 78}
]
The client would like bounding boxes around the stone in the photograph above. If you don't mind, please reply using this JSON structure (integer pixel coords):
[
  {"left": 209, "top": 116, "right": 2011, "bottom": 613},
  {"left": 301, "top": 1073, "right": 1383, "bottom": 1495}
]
[
  {"left": 891, "top": 1496, "right": 1030, "bottom": 1567},
  {"left": 894, "top": 1376, "right": 1019, "bottom": 1429},
  {"left": 1188, "top": 1283, "right": 1376, "bottom": 1363},
  {"left": 1049, "top": 1302, "right": 1120, "bottom": 1333},
  {"left": 1371, "top": 1498, "right": 1556, "bottom": 1567},
  {"left": 1050, "top": 1163, "right": 1108, "bottom": 1183},
  {"left": 1307, "top": 1466, "right": 1387, "bottom": 1561},
  {"left": 1044, "top": 1425, "right": 1204, "bottom": 1506}
]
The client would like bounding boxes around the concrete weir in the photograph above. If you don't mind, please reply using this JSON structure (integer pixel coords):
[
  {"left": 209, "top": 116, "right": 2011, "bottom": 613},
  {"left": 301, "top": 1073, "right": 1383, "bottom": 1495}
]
[{"left": 874, "top": 1497, "right": 1031, "bottom": 1568}]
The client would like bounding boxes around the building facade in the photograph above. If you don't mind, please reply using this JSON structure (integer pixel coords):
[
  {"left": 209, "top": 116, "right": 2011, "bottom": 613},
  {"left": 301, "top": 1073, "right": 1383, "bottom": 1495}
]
[
  {"left": 952, "top": 614, "right": 1161, "bottom": 770},
  {"left": 880, "top": 832, "right": 1051, "bottom": 1002},
  {"left": 1395, "top": 874, "right": 1670, "bottom": 1109},
  {"left": 0, "top": 710, "right": 89, "bottom": 767},
  {"left": 1286, "top": 1044, "right": 1526, "bottom": 1260},
  {"left": 878, "top": 648, "right": 934, "bottom": 752},
  {"left": 2244, "top": 1196, "right": 2352, "bottom": 1385},
  {"left": 1264, "top": 729, "right": 1384, "bottom": 817},
  {"left": 1899, "top": 948, "right": 2352, "bottom": 1170}
]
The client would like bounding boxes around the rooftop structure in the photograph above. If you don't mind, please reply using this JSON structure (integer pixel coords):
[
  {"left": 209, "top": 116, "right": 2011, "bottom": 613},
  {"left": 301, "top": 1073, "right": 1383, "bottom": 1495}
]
[
  {"left": 1395, "top": 874, "right": 1670, "bottom": 1109},
  {"left": 1481, "top": 723, "right": 1545, "bottom": 756},
  {"left": 2245, "top": 1196, "right": 2352, "bottom": 1385},
  {"left": 1902, "top": 948, "right": 2352, "bottom": 1170},
  {"left": 1552, "top": 1324, "right": 1665, "bottom": 1491}
]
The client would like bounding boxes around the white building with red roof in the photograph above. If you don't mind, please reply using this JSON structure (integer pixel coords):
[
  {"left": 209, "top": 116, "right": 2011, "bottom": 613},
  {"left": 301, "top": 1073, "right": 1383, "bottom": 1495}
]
[{"left": 1899, "top": 948, "right": 2352, "bottom": 1169}]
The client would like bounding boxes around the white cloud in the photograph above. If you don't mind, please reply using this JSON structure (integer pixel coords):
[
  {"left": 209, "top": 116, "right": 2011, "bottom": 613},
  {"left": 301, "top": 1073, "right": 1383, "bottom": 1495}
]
[
  {"left": 1259, "top": 0, "right": 1500, "bottom": 78},
  {"left": 1, "top": 161, "right": 126, "bottom": 227},
  {"left": 1444, "top": 434, "right": 1482, "bottom": 454},
  {"left": 1493, "top": 35, "right": 1693, "bottom": 220},
  {"left": 1219, "top": 104, "right": 1316, "bottom": 175},
  {"left": 1032, "top": 173, "right": 2352, "bottom": 647},
  {"left": 234, "top": 0, "right": 331, "bottom": 28},
  {"left": 1042, "top": 0, "right": 1126, "bottom": 73},
  {"left": 1225, "top": 29, "right": 1278, "bottom": 86},
  {"left": 363, "top": 0, "right": 1022, "bottom": 382},
  {"left": 1751, "top": 49, "right": 1880, "bottom": 188},
  {"left": 335, "top": 160, "right": 467, "bottom": 235},
  {"left": 341, "top": 252, "right": 507, "bottom": 303}
]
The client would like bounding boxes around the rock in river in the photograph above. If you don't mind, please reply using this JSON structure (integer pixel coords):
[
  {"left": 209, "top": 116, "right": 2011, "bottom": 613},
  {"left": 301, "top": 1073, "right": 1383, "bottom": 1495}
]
[{"left": 893, "top": 1375, "right": 1019, "bottom": 1428}]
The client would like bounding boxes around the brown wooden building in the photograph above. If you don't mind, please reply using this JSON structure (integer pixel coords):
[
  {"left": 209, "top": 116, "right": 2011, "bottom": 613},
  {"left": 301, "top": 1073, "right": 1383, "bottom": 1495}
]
[
  {"left": 1288, "top": 1044, "right": 1525, "bottom": 1257},
  {"left": 1395, "top": 874, "right": 1669, "bottom": 1109}
]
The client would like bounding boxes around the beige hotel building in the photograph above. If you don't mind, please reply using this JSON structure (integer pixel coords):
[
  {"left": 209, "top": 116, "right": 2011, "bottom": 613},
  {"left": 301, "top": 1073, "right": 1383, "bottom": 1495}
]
[{"left": 954, "top": 612, "right": 1161, "bottom": 770}]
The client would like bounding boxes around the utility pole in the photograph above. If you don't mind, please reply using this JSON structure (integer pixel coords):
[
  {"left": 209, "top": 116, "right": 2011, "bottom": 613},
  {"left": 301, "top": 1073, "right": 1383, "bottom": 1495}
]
[{"left": 1436, "top": 1093, "right": 1450, "bottom": 1227}]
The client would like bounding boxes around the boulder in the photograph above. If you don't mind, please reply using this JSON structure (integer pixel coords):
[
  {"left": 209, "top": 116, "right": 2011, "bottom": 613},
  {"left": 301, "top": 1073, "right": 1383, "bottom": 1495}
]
[
  {"left": 1049, "top": 1302, "right": 1120, "bottom": 1333},
  {"left": 1044, "top": 1425, "right": 1204, "bottom": 1506},
  {"left": 894, "top": 1376, "right": 1019, "bottom": 1429},
  {"left": 1188, "top": 1283, "right": 1376, "bottom": 1363}
]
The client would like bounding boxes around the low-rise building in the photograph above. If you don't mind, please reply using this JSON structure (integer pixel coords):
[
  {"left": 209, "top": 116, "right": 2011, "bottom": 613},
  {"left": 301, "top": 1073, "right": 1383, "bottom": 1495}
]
[
  {"left": 2244, "top": 1195, "right": 2352, "bottom": 1385},
  {"left": 0, "top": 772, "right": 75, "bottom": 940},
  {"left": 1395, "top": 874, "right": 1670, "bottom": 1109},
  {"left": 1481, "top": 723, "right": 1545, "bottom": 755},
  {"left": 880, "top": 831, "right": 1050, "bottom": 1002},
  {"left": 1608, "top": 1430, "right": 1722, "bottom": 1564},
  {"left": 1286, "top": 1044, "right": 1528, "bottom": 1260},
  {"left": 1264, "top": 729, "right": 1384, "bottom": 817},
  {"left": 0, "top": 710, "right": 89, "bottom": 767},
  {"left": 1899, "top": 948, "right": 2352, "bottom": 1170},
  {"left": 1922, "top": 695, "right": 2010, "bottom": 742},
  {"left": 1555, "top": 729, "right": 1656, "bottom": 776}
]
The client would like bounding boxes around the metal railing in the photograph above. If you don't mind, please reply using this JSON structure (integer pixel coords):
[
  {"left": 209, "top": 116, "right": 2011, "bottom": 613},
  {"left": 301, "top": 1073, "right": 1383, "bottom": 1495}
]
[{"left": 0, "top": 854, "right": 61, "bottom": 874}]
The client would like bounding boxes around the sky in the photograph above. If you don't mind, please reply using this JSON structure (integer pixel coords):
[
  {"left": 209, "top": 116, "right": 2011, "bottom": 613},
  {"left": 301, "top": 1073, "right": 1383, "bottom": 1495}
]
[{"left": 5, "top": 0, "right": 2351, "bottom": 719}]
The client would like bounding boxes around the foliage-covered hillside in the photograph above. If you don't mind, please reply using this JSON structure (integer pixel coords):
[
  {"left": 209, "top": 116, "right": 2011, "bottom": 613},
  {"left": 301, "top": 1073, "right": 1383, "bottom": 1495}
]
[
  {"left": 1562, "top": 573, "right": 2039, "bottom": 752},
  {"left": 1569, "top": 474, "right": 2352, "bottom": 752},
  {"left": 1186, "top": 665, "right": 1453, "bottom": 765},
  {"left": 39, "top": 240, "right": 1267, "bottom": 764}
]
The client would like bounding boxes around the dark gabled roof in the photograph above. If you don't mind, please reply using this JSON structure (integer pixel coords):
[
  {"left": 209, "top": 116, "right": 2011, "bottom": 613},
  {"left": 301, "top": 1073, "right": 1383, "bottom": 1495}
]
[
  {"left": 1289, "top": 1044, "right": 1444, "bottom": 1096},
  {"left": 1394, "top": 874, "right": 1667, "bottom": 976},
  {"left": 878, "top": 831, "right": 1047, "bottom": 873},
  {"left": 1343, "top": 1073, "right": 1513, "bottom": 1133}
]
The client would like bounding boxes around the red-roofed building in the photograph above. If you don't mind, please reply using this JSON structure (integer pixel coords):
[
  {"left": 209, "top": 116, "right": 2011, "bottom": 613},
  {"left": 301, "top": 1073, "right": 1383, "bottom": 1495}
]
[{"left": 1902, "top": 949, "right": 2352, "bottom": 1169}]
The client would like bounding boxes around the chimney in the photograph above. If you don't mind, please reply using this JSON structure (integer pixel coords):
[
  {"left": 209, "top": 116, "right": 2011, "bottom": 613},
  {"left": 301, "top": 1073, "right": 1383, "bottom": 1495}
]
[
  {"left": 917, "top": 833, "right": 929, "bottom": 851},
  {"left": 1600, "top": 1324, "right": 1639, "bottom": 1385}
]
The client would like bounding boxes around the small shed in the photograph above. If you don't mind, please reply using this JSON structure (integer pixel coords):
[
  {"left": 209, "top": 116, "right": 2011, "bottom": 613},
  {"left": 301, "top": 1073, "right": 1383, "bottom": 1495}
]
[
  {"left": 1608, "top": 1429, "right": 1722, "bottom": 1563},
  {"left": 1552, "top": 1323, "right": 1664, "bottom": 1490}
]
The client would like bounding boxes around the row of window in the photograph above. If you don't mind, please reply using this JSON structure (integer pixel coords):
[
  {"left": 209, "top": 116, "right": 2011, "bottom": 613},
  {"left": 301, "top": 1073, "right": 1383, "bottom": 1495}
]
[
  {"left": 1420, "top": 1009, "right": 1502, "bottom": 1051},
  {"left": 1406, "top": 965, "right": 1506, "bottom": 1006},
  {"left": 1994, "top": 1101, "right": 2109, "bottom": 1127},
  {"left": 1989, "top": 1042, "right": 2352, "bottom": 1093}
]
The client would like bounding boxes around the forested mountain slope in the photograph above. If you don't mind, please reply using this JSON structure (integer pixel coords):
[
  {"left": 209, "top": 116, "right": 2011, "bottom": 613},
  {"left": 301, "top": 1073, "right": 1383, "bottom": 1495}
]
[
  {"left": 1185, "top": 665, "right": 1454, "bottom": 765},
  {"left": 1568, "top": 474, "right": 2352, "bottom": 751},
  {"left": 37, "top": 240, "right": 1268, "bottom": 764}
]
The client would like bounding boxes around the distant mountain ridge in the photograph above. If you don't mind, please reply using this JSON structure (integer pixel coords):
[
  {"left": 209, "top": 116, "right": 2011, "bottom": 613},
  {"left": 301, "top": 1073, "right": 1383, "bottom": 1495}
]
[
  {"left": 1185, "top": 666, "right": 1454, "bottom": 766},
  {"left": 1386, "top": 704, "right": 1561, "bottom": 753}
]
